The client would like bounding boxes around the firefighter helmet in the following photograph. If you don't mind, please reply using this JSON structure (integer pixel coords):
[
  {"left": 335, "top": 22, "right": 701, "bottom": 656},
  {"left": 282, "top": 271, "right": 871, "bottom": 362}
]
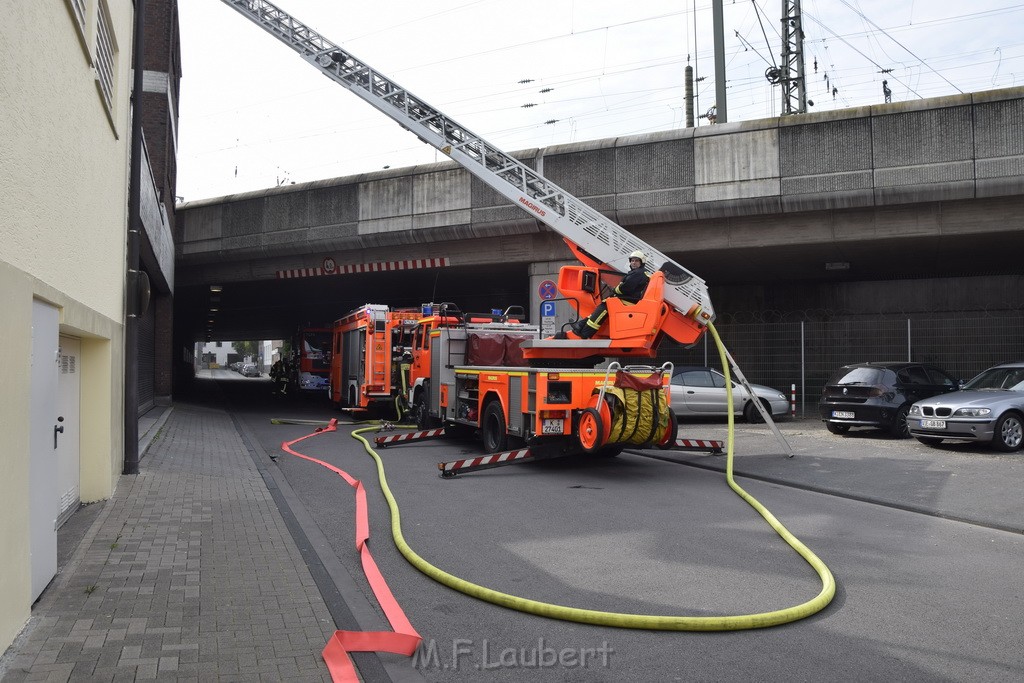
[{"left": 628, "top": 250, "right": 646, "bottom": 265}]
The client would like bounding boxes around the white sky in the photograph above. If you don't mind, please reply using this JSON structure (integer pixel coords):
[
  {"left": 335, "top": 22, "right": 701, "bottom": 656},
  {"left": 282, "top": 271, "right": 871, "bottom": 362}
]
[{"left": 176, "top": 0, "right": 1024, "bottom": 202}]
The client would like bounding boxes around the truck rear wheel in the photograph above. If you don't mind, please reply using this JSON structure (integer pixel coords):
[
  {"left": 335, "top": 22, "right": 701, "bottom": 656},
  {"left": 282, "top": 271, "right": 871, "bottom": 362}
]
[
  {"left": 482, "top": 401, "right": 509, "bottom": 453},
  {"left": 414, "top": 383, "right": 433, "bottom": 429}
]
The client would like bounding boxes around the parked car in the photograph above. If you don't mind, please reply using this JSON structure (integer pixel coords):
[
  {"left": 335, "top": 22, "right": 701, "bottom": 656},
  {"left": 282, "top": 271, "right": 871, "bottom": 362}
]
[
  {"left": 819, "top": 361, "right": 960, "bottom": 438},
  {"left": 669, "top": 366, "right": 789, "bottom": 422},
  {"left": 908, "top": 361, "right": 1024, "bottom": 452},
  {"left": 241, "top": 363, "right": 261, "bottom": 377},
  {"left": 229, "top": 361, "right": 244, "bottom": 372}
]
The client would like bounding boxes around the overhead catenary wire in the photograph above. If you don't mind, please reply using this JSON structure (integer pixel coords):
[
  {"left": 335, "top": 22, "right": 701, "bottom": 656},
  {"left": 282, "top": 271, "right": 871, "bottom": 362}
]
[
  {"left": 837, "top": 0, "right": 963, "bottom": 94},
  {"left": 200, "top": 3, "right": 1020, "bottom": 124},
  {"left": 181, "top": 1, "right": 1024, "bottom": 199}
]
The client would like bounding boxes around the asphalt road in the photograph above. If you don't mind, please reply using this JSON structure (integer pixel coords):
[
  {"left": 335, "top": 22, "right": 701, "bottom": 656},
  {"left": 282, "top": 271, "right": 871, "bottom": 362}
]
[{"left": 205, "top": 371, "right": 1024, "bottom": 682}]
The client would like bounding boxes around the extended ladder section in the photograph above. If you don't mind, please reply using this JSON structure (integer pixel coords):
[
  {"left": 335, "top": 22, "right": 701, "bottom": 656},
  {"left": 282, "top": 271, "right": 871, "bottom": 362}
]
[{"left": 221, "top": 0, "right": 715, "bottom": 326}]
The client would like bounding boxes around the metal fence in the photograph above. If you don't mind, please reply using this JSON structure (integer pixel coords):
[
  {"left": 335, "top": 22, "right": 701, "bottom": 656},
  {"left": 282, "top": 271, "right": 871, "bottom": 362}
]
[{"left": 653, "top": 313, "right": 1024, "bottom": 417}]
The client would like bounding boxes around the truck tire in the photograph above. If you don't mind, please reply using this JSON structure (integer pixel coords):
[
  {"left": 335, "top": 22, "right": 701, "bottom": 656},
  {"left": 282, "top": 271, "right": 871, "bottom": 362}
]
[
  {"left": 414, "top": 383, "right": 433, "bottom": 429},
  {"left": 326, "top": 384, "right": 340, "bottom": 411},
  {"left": 482, "top": 401, "right": 509, "bottom": 453}
]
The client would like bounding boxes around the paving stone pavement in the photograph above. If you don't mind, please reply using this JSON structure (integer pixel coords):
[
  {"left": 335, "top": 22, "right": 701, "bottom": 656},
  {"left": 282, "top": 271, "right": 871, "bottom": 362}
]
[{"left": 0, "top": 404, "right": 335, "bottom": 682}]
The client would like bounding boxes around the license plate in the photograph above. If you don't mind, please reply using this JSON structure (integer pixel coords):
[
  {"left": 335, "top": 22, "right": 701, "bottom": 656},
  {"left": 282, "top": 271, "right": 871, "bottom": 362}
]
[
  {"left": 542, "top": 419, "right": 563, "bottom": 434},
  {"left": 920, "top": 419, "right": 946, "bottom": 429},
  {"left": 832, "top": 411, "right": 855, "bottom": 419}
]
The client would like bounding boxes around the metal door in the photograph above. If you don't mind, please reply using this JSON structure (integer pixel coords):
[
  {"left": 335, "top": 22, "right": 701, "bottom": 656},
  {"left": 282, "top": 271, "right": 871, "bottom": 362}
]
[
  {"left": 56, "top": 336, "right": 81, "bottom": 528},
  {"left": 29, "top": 300, "right": 59, "bottom": 601}
]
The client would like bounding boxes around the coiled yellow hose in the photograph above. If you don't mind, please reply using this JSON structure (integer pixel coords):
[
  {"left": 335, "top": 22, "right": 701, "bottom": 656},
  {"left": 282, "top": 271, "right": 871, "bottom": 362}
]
[{"left": 353, "top": 320, "right": 835, "bottom": 630}]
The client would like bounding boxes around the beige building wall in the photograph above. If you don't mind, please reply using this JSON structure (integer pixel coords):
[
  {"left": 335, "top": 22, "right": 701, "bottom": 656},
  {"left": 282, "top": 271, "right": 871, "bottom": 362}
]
[{"left": 0, "top": 0, "right": 134, "bottom": 653}]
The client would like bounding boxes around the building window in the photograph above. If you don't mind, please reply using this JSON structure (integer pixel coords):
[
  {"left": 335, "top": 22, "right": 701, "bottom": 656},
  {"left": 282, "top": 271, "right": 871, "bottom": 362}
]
[
  {"left": 69, "top": 0, "right": 87, "bottom": 32},
  {"left": 63, "top": 0, "right": 91, "bottom": 55},
  {"left": 94, "top": 0, "right": 117, "bottom": 114}
]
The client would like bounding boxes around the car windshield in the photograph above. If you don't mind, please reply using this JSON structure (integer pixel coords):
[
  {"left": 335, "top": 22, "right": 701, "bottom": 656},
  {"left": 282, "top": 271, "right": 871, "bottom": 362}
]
[
  {"left": 829, "top": 367, "right": 885, "bottom": 386},
  {"left": 963, "top": 367, "right": 1024, "bottom": 391}
]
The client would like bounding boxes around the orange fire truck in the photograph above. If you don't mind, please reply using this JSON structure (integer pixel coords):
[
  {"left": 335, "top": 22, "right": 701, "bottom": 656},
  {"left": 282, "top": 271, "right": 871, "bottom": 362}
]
[
  {"left": 328, "top": 304, "right": 420, "bottom": 414},
  {"left": 406, "top": 283, "right": 683, "bottom": 462}
]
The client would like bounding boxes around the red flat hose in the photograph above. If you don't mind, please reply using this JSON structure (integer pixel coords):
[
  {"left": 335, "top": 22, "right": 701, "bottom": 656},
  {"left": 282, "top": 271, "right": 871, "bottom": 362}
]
[{"left": 280, "top": 419, "right": 420, "bottom": 682}]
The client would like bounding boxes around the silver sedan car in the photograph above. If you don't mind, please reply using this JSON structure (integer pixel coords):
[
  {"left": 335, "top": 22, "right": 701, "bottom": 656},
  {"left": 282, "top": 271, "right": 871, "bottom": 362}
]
[
  {"left": 907, "top": 361, "right": 1024, "bottom": 451},
  {"left": 669, "top": 366, "right": 790, "bottom": 423}
]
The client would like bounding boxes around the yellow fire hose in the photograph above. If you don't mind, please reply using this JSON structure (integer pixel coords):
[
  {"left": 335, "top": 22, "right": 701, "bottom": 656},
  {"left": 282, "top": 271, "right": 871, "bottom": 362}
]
[{"left": 347, "top": 321, "right": 835, "bottom": 630}]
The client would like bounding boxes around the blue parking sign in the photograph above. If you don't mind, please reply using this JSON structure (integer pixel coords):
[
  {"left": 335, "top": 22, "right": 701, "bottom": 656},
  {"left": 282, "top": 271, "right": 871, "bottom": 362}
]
[{"left": 541, "top": 301, "right": 556, "bottom": 317}]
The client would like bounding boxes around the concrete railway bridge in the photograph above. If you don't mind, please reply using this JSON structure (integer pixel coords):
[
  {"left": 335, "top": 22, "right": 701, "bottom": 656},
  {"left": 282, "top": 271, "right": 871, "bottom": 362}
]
[{"left": 175, "top": 87, "right": 1024, "bottom": 400}]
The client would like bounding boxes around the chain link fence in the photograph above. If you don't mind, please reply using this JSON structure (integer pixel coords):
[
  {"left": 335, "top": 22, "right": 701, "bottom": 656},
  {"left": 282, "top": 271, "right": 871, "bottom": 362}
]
[{"left": 654, "top": 313, "right": 1024, "bottom": 417}]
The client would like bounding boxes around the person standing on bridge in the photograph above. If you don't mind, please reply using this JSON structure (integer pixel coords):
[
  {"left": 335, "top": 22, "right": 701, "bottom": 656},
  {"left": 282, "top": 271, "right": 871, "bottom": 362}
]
[{"left": 560, "top": 250, "right": 650, "bottom": 339}]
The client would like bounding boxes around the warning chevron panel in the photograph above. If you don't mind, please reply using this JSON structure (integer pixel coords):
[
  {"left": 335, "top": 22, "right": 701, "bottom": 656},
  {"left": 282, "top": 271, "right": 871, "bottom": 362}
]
[{"left": 276, "top": 258, "right": 450, "bottom": 279}]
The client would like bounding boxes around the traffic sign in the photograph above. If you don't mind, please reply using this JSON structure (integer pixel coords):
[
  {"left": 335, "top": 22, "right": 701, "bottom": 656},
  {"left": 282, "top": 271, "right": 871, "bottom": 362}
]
[
  {"left": 539, "top": 280, "right": 557, "bottom": 300},
  {"left": 541, "top": 301, "right": 556, "bottom": 317}
]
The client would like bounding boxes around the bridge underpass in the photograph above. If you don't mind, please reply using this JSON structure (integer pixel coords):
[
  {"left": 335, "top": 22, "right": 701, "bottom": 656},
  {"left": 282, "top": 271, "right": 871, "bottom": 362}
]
[
  {"left": 176, "top": 260, "right": 532, "bottom": 344},
  {"left": 174, "top": 191, "right": 1023, "bottom": 345}
]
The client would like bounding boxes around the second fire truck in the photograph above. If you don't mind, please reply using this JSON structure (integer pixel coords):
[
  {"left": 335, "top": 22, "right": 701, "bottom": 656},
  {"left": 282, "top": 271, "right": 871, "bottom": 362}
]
[{"left": 328, "top": 304, "right": 419, "bottom": 414}]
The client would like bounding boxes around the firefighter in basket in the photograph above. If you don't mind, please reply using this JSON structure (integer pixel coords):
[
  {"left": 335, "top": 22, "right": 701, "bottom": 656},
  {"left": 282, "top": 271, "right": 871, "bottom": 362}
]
[{"left": 560, "top": 250, "right": 650, "bottom": 339}]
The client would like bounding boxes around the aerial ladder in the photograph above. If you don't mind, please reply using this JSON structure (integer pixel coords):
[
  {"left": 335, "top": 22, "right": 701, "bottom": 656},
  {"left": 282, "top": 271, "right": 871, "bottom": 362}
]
[
  {"left": 221, "top": 0, "right": 714, "bottom": 351},
  {"left": 221, "top": 0, "right": 793, "bottom": 461}
]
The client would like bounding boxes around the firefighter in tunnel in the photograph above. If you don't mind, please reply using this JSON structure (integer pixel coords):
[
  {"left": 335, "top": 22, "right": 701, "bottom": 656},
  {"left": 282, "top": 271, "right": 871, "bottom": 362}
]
[
  {"left": 563, "top": 250, "right": 650, "bottom": 339},
  {"left": 270, "top": 357, "right": 288, "bottom": 396}
]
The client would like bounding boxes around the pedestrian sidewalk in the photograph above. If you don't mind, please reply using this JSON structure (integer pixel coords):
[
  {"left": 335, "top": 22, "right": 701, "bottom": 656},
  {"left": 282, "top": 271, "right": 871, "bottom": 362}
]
[{"left": 0, "top": 403, "right": 335, "bottom": 682}]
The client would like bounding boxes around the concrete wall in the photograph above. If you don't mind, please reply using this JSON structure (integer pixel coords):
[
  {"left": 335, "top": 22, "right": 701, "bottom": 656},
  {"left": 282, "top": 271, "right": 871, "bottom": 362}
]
[
  {"left": 177, "top": 87, "right": 1024, "bottom": 272},
  {"left": 175, "top": 87, "right": 1024, "bottom": 348},
  {"left": 0, "top": 0, "right": 134, "bottom": 654}
]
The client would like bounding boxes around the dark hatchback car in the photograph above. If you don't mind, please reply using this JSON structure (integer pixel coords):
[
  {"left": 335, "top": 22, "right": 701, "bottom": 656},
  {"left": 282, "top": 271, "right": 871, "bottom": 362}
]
[{"left": 819, "top": 362, "right": 960, "bottom": 437}]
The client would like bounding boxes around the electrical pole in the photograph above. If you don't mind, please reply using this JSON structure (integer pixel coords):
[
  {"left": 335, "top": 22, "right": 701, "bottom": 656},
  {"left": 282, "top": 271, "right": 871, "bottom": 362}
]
[
  {"left": 685, "top": 64, "right": 694, "bottom": 128},
  {"left": 780, "top": 0, "right": 807, "bottom": 115},
  {"left": 712, "top": 0, "right": 727, "bottom": 123}
]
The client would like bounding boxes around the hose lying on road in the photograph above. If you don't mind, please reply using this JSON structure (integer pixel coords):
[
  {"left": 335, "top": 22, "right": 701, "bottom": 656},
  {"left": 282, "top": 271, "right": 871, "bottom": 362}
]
[{"left": 352, "top": 319, "right": 835, "bottom": 630}]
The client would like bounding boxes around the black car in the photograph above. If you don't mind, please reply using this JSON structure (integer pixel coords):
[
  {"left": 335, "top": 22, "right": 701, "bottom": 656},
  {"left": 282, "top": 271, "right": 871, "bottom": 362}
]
[{"left": 819, "top": 362, "right": 960, "bottom": 438}]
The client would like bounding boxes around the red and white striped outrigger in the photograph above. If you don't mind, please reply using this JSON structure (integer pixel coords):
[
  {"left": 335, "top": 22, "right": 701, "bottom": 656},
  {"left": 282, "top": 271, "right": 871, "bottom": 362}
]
[
  {"left": 435, "top": 437, "right": 724, "bottom": 478},
  {"left": 675, "top": 438, "right": 724, "bottom": 453},
  {"left": 373, "top": 426, "right": 724, "bottom": 478},
  {"left": 374, "top": 428, "right": 446, "bottom": 448},
  {"left": 437, "top": 449, "right": 535, "bottom": 478}
]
